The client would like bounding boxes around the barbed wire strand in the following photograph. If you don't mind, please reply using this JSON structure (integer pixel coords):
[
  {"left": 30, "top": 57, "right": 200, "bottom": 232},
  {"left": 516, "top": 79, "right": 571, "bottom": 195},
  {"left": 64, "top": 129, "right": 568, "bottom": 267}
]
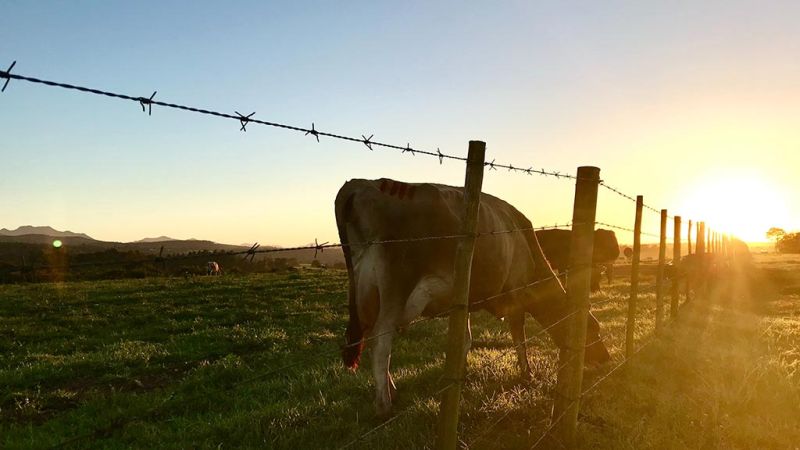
[
  {"left": 595, "top": 221, "right": 660, "bottom": 239},
  {"left": 1, "top": 66, "right": 587, "bottom": 181}
]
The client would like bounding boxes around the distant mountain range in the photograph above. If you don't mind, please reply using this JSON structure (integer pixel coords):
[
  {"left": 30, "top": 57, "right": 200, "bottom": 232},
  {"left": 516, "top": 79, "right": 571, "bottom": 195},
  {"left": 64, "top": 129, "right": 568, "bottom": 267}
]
[
  {"left": 0, "top": 226, "right": 345, "bottom": 266},
  {"left": 0, "top": 226, "right": 93, "bottom": 240},
  {"left": 135, "top": 236, "right": 179, "bottom": 243}
]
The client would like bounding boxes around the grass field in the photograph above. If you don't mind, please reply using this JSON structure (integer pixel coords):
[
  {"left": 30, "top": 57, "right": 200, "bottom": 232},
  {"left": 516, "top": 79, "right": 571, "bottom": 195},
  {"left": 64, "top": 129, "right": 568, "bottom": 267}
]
[{"left": 1, "top": 255, "right": 798, "bottom": 449}]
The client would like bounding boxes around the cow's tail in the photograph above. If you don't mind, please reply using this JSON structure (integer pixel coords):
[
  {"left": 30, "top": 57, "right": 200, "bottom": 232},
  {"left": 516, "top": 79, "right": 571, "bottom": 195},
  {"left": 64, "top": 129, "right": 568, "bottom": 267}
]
[{"left": 336, "top": 186, "right": 364, "bottom": 370}]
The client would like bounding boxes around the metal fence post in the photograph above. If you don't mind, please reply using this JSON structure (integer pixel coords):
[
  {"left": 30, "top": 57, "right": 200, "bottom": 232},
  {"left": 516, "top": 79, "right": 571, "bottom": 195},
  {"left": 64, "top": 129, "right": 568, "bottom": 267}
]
[
  {"left": 436, "top": 141, "right": 486, "bottom": 450},
  {"left": 626, "top": 195, "right": 644, "bottom": 358},
  {"left": 552, "top": 166, "right": 600, "bottom": 447},
  {"left": 671, "top": 216, "right": 682, "bottom": 318},
  {"left": 655, "top": 209, "right": 668, "bottom": 331}
]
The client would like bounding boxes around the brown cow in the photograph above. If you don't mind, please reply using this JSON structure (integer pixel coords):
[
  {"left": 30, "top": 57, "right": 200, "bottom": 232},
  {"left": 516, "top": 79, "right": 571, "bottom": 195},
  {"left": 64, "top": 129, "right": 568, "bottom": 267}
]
[
  {"left": 335, "top": 178, "right": 610, "bottom": 417},
  {"left": 536, "top": 229, "right": 620, "bottom": 291}
]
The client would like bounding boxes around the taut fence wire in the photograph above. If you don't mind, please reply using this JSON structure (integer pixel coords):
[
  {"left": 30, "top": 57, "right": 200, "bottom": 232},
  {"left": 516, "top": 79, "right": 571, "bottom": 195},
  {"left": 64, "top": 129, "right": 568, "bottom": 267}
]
[{"left": 2, "top": 62, "right": 588, "bottom": 180}]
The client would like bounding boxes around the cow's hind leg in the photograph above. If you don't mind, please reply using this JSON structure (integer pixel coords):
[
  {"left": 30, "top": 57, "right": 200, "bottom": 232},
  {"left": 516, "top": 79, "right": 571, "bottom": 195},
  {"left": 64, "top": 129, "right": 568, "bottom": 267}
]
[
  {"left": 507, "top": 310, "right": 532, "bottom": 380},
  {"left": 401, "top": 276, "right": 451, "bottom": 324},
  {"left": 371, "top": 311, "right": 397, "bottom": 418}
]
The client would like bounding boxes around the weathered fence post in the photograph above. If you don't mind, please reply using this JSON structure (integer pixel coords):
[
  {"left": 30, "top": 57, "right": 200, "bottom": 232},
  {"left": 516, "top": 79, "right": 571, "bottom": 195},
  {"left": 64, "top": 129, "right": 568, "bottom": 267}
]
[
  {"left": 723, "top": 234, "right": 729, "bottom": 258},
  {"left": 436, "top": 140, "right": 486, "bottom": 450},
  {"left": 552, "top": 166, "right": 600, "bottom": 447},
  {"left": 709, "top": 230, "right": 713, "bottom": 254},
  {"left": 685, "top": 220, "right": 692, "bottom": 302},
  {"left": 655, "top": 209, "right": 668, "bottom": 331},
  {"left": 697, "top": 222, "right": 706, "bottom": 255},
  {"left": 687, "top": 220, "right": 693, "bottom": 256},
  {"left": 671, "top": 216, "right": 682, "bottom": 318},
  {"left": 626, "top": 195, "right": 644, "bottom": 359}
]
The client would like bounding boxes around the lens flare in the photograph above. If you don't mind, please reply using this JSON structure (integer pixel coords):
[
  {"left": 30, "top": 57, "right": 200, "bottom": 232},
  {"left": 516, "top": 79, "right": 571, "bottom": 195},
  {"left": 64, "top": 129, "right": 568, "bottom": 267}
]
[{"left": 52, "top": 240, "right": 62, "bottom": 248}]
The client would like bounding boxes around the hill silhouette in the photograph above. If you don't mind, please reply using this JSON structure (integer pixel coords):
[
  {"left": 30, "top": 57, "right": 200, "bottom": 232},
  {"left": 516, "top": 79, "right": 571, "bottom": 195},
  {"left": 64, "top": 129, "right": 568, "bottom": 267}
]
[
  {"left": 0, "top": 225, "right": 92, "bottom": 239},
  {"left": 0, "top": 226, "right": 346, "bottom": 283}
]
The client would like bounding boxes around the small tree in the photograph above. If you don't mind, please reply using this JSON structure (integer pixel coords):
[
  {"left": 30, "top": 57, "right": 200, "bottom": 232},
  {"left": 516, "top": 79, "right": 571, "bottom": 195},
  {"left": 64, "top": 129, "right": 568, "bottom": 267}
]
[{"left": 767, "top": 227, "right": 786, "bottom": 251}]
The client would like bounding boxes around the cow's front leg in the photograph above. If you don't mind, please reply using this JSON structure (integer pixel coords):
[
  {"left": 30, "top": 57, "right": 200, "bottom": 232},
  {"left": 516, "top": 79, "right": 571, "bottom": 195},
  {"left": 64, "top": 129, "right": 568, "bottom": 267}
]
[{"left": 507, "top": 310, "right": 531, "bottom": 380}]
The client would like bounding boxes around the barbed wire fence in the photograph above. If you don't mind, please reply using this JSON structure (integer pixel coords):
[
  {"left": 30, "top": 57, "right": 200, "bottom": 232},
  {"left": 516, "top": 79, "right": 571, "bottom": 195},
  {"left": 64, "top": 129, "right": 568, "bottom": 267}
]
[{"left": 0, "top": 61, "right": 735, "bottom": 449}]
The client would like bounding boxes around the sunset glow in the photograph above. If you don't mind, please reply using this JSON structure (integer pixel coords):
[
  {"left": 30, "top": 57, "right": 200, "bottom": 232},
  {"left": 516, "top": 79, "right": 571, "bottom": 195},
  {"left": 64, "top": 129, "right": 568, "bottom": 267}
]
[{"left": 676, "top": 172, "right": 791, "bottom": 243}]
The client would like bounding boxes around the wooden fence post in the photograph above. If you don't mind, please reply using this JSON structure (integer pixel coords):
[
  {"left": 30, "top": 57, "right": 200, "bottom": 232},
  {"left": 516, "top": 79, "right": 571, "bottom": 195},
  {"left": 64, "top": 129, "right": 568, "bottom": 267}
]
[
  {"left": 709, "top": 230, "right": 713, "bottom": 254},
  {"left": 697, "top": 222, "right": 706, "bottom": 255},
  {"left": 436, "top": 141, "right": 486, "bottom": 450},
  {"left": 671, "top": 216, "right": 682, "bottom": 318},
  {"left": 723, "top": 234, "right": 729, "bottom": 258},
  {"left": 552, "top": 166, "right": 600, "bottom": 447},
  {"left": 687, "top": 220, "right": 693, "bottom": 256},
  {"left": 685, "top": 220, "right": 692, "bottom": 302},
  {"left": 655, "top": 209, "right": 668, "bottom": 331},
  {"left": 626, "top": 195, "right": 644, "bottom": 359}
]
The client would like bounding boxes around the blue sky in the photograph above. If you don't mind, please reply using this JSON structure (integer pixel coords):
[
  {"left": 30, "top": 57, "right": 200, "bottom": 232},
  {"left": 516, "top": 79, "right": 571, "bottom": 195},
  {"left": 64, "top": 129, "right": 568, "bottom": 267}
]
[{"left": 2, "top": 1, "right": 798, "bottom": 244}]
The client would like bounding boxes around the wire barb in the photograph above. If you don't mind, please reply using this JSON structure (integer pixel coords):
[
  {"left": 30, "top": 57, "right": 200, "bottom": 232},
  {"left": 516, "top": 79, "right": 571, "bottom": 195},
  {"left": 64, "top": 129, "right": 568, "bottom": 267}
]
[
  {"left": 403, "top": 143, "right": 415, "bottom": 156},
  {"left": 487, "top": 159, "right": 497, "bottom": 171},
  {"left": 243, "top": 243, "right": 260, "bottom": 262},
  {"left": 305, "top": 122, "right": 319, "bottom": 142},
  {"left": 235, "top": 111, "right": 256, "bottom": 132},
  {"left": 437, "top": 148, "right": 444, "bottom": 164},
  {"left": 138, "top": 91, "right": 157, "bottom": 115},
  {"left": 361, "top": 134, "right": 374, "bottom": 151},
  {"left": 1, "top": 60, "right": 16, "bottom": 92},
  {"left": 313, "top": 238, "right": 329, "bottom": 258}
]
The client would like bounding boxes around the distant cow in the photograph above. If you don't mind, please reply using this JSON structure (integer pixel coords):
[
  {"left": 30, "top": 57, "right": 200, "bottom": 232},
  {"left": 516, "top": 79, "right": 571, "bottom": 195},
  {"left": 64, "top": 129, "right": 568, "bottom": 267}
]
[
  {"left": 206, "top": 261, "right": 221, "bottom": 276},
  {"left": 335, "top": 178, "right": 611, "bottom": 417},
  {"left": 536, "top": 229, "right": 620, "bottom": 291}
]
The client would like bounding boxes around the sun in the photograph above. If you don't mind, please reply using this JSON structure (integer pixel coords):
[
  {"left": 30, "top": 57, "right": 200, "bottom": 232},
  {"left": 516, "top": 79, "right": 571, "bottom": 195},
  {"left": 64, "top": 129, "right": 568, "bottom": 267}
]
[{"left": 675, "top": 172, "right": 789, "bottom": 243}]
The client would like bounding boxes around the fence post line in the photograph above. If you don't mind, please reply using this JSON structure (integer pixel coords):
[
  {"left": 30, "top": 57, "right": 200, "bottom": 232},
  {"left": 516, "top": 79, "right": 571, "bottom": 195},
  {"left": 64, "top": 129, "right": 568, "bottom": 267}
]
[
  {"left": 655, "top": 209, "right": 668, "bottom": 331},
  {"left": 552, "top": 166, "right": 600, "bottom": 447},
  {"left": 436, "top": 140, "right": 486, "bottom": 450},
  {"left": 671, "top": 216, "right": 682, "bottom": 318},
  {"left": 626, "top": 195, "right": 644, "bottom": 359}
]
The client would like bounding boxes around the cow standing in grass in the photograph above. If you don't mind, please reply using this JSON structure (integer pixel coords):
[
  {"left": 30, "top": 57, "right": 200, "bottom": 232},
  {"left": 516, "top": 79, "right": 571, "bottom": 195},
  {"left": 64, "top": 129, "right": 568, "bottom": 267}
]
[
  {"left": 536, "top": 228, "right": 621, "bottom": 291},
  {"left": 206, "top": 261, "right": 221, "bottom": 276},
  {"left": 335, "top": 178, "right": 611, "bottom": 417}
]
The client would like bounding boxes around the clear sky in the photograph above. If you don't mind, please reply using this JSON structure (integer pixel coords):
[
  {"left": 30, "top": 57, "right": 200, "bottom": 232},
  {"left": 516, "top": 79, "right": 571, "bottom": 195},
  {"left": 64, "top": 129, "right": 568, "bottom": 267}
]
[{"left": 2, "top": 1, "right": 798, "bottom": 245}]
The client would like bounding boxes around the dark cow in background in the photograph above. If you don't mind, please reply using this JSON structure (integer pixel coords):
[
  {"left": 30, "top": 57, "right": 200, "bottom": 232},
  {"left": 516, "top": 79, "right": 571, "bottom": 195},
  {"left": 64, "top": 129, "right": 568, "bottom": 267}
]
[
  {"left": 535, "top": 229, "right": 620, "bottom": 291},
  {"left": 665, "top": 238, "right": 754, "bottom": 300},
  {"left": 335, "top": 178, "right": 610, "bottom": 417}
]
